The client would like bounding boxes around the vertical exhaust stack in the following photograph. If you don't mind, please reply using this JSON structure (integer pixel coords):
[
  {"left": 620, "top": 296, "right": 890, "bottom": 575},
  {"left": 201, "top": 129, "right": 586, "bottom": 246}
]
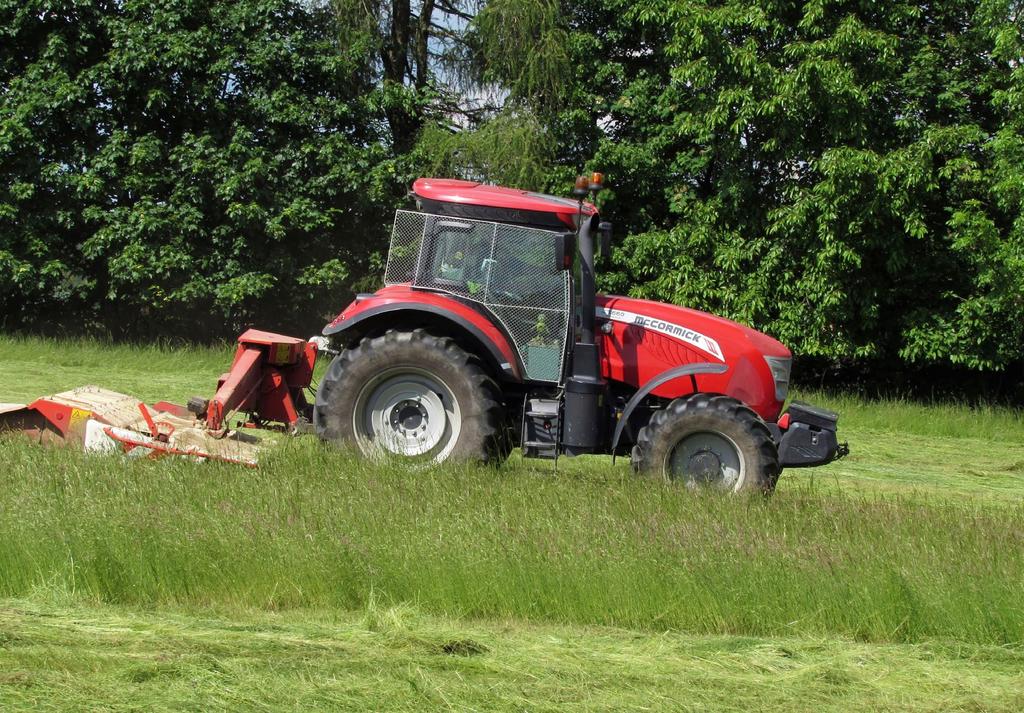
[{"left": 561, "top": 174, "right": 609, "bottom": 455}]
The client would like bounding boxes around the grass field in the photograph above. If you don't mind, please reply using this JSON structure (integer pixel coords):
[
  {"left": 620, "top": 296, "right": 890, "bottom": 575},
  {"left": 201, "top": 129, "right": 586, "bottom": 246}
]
[{"left": 1, "top": 335, "right": 1022, "bottom": 710}]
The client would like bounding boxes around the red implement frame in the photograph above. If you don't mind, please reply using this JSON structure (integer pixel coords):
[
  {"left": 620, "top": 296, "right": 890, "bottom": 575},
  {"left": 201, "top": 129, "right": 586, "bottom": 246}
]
[
  {"left": 206, "top": 329, "right": 318, "bottom": 432},
  {"left": 0, "top": 387, "right": 262, "bottom": 467}
]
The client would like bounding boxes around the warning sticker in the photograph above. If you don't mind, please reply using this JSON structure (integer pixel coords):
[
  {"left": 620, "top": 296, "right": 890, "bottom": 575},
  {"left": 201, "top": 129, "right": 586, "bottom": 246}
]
[{"left": 69, "top": 408, "right": 93, "bottom": 429}]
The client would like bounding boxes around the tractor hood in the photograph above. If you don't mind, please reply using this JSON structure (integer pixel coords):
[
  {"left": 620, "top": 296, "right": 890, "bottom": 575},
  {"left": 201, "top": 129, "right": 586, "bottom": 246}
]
[
  {"left": 596, "top": 295, "right": 791, "bottom": 421},
  {"left": 596, "top": 295, "right": 790, "bottom": 362}
]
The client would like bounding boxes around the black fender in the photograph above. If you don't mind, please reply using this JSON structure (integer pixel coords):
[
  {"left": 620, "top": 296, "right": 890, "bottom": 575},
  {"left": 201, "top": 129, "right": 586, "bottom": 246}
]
[
  {"left": 611, "top": 362, "right": 729, "bottom": 455},
  {"left": 322, "top": 302, "right": 523, "bottom": 381}
]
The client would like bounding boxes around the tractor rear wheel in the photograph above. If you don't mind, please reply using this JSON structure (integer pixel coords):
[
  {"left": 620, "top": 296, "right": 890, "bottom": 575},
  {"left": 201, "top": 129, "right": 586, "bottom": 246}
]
[
  {"left": 315, "top": 329, "right": 507, "bottom": 463},
  {"left": 631, "top": 394, "right": 779, "bottom": 493}
]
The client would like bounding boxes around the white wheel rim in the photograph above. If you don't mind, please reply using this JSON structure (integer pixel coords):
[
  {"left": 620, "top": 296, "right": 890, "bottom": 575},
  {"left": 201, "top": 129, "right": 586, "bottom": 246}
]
[
  {"left": 353, "top": 367, "right": 461, "bottom": 461},
  {"left": 668, "top": 431, "right": 746, "bottom": 491}
]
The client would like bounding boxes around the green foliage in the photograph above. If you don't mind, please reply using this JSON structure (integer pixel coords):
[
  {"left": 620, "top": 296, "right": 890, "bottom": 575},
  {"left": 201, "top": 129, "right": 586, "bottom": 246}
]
[
  {"left": 3, "top": 0, "right": 1023, "bottom": 374},
  {"left": 4, "top": 600, "right": 1023, "bottom": 711},
  {"left": 468, "top": 0, "right": 1024, "bottom": 371},
  {"left": 409, "top": 0, "right": 1024, "bottom": 373},
  {"left": 0, "top": 0, "right": 397, "bottom": 337},
  {"left": 470, "top": 0, "right": 572, "bottom": 110},
  {"left": 416, "top": 109, "right": 554, "bottom": 187}
]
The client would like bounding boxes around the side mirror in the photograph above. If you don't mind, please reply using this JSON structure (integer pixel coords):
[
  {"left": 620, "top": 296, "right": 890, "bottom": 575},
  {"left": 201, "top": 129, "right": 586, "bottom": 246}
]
[
  {"left": 598, "top": 221, "right": 613, "bottom": 258},
  {"left": 555, "top": 232, "right": 576, "bottom": 271}
]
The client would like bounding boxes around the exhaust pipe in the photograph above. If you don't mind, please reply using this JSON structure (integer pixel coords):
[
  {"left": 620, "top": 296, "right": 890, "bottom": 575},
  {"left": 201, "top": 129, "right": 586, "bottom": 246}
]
[{"left": 562, "top": 210, "right": 607, "bottom": 455}]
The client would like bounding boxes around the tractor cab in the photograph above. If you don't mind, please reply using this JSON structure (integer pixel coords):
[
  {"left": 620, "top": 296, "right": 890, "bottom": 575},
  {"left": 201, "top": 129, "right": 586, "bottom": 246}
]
[{"left": 382, "top": 179, "right": 591, "bottom": 383}]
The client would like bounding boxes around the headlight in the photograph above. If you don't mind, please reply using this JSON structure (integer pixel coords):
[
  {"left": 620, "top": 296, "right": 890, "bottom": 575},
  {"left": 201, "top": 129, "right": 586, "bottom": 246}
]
[{"left": 764, "top": 356, "right": 791, "bottom": 402}]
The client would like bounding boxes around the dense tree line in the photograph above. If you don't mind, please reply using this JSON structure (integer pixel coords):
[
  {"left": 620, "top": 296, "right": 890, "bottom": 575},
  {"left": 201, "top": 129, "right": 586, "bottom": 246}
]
[
  {"left": 0, "top": 0, "right": 397, "bottom": 337},
  {"left": 1, "top": 0, "right": 1023, "bottom": 380}
]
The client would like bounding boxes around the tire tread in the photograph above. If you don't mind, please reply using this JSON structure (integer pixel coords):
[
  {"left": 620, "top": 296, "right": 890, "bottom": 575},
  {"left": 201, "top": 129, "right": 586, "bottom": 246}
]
[
  {"left": 632, "top": 393, "right": 780, "bottom": 492},
  {"left": 315, "top": 329, "right": 508, "bottom": 463}
]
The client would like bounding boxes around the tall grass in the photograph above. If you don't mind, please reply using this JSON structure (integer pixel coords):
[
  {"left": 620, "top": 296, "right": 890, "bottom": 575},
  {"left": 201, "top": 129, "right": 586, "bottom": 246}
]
[
  {"left": 797, "top": 388, "right": 1024, "bottom": 441},
  {"left": 1, "top": 437, "right": 1021, "bottom": 646},
  {"left": 0, "top": 333, "right": 229, "bottom": 404},
  {"left": 3, "top": 334, "right": 1024, "bottom": 647}
]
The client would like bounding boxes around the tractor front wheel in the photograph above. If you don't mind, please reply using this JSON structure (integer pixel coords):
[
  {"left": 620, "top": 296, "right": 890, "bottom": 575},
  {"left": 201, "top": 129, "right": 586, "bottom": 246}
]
[
  {"left": 631, "top": 394, "right": 779, "bottom": 493},
  {"left": 315, "top": 330, "right": 507, "bottom": 463}
]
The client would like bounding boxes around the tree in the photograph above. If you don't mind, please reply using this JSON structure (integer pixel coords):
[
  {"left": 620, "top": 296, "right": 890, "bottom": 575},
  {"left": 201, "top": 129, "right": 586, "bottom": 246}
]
[
  {"left": 624, "top": 0, "right": 1024, "bottom": 371},
  {"left": 3, "top": 0, "right": 1023, "bottom": 379},
  {"left": 343, "top": 0, "right": 574, "bottom": 187},
  {"left": 334, "top": 0, "right": 493, "bottom": 153},
  {"left": 472, "top": 0, "right": 1024, "bottom": 372},
  {"left": 0, "top": 0, "right": 393, "bottom": 337}
]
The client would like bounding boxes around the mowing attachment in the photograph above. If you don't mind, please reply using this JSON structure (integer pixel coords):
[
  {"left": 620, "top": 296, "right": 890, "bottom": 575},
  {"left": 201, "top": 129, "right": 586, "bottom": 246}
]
[
  {"left": 0, "top": 386, "right": 260, "bottom": 466},
  {"left": 0, "top": 330, "right": 321, "bottom": 467}
]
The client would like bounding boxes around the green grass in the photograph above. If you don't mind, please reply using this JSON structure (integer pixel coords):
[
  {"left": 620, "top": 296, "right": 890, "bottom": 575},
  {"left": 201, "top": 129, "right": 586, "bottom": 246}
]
[
  {"left": 786, "top": 391, "right": 1024, "bottom": 501},
  {"left": 0, "top": 334, "right": 230, "bottom": 405},
  {"left": 5, "top": 332, "right": 1024, "bottom": 501},
  {"left": 2, "top": 334, "right": 1024, "bottom": 710},
  {"left": 2, "top": 438, "right": 1022, "bottom": 645},
  {"left": 3, "top": 597, "right": 1022, "bottom": 712},
  {"left": 810, "top": 389, "right": 1024, "bottom": 442}
]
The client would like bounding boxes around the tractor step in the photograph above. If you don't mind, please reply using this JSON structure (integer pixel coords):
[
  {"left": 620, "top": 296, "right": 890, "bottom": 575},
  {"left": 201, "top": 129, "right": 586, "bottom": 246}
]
[{"left": 522, "top": 398, "right": 560, "bottom": 459}]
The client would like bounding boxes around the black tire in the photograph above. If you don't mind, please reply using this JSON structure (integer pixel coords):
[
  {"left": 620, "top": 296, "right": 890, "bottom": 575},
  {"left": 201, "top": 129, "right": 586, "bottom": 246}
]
[
  {"left": 314, "top": 329, "right": 508, "bottom": 463},
  {"left": 631, "top": 394, "right": 779, "bottom": 493}
]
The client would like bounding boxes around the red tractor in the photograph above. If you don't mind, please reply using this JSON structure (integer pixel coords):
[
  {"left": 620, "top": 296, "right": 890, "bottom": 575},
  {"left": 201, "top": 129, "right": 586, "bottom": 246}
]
[
  {"left": 1, "top": 175, "right": 845, "bottom": 483},
  {"left": 313, "top": 175, "right": 846, "bottom": 491}
]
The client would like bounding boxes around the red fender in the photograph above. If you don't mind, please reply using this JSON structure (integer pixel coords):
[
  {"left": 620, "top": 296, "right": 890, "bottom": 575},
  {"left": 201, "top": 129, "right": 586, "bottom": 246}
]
[{"left": 324, "top": 285, "right": 523, "bottom": 380}]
